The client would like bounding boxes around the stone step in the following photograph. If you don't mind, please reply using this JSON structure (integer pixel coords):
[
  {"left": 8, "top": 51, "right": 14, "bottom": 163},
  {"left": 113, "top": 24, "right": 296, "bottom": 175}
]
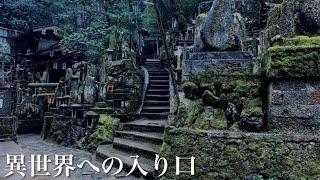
[
  {"left": 146, "top": 68, "right": 165, "bottom": 72},
  {"left": 115, "top": 131, "right": 163, "bottom": 144},
  {"left": 148, "top": 71, "right": 169, "bottom": 76},
  {"left": 146, "top": 89, "right": 169, "bottom": 95},
  {"left": 142, "top": 106, "right": 170, "bottom": 113},
  {"left": 113, "top": 137, "right": 160, "bottom": 158},
  {"left": 149, "top": 80, "right": 169, "bottom": 85},
  {"left": 0, "top": 137, "right": 11, "bottom": 142},
  {"left": 148, "top": 84, "right": 169, "bottom": 90},
  {"left": 144, "top": 63, "right": 162, "bottom": 67},
  {"left": 149, "top": 76, "right": 169, "bottom": 80},
  {"left": 145, "top": 59, "right": 161, "bottom": 62},
  {"left": 119, "top": 120, "right": 166, "bottom": 132},
  {"left": 141, "top": 112, "right": 169, "bottom": 119},
  {"left": 144, "top": 100, "right": 170, "bottom": 106},
  {"left": 145, "top": 94, "right": 170, "bottom": 101},
  {"left": 96, "top": 144, "right": 154, "bottom": 176}
]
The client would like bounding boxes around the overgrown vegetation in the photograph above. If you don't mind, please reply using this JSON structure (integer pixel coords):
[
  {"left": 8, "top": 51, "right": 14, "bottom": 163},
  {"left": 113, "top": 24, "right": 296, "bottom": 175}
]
[{"left": 77, "top": 115, "right": 119, "bottom": 151}]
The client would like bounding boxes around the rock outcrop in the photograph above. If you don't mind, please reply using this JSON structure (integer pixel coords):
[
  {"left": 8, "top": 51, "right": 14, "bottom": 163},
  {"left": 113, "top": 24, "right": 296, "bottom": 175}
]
[
  {"left": 266, "top": 0, "right": 320, "bottom": 37},
  {"left": 194, "top": 13, "right": 207, "bottom": 51},
  {"left": 296, "top": 0, "right": 320, "bottom": 35},
  {"left": 200, "top": 0, "right": 246, "bottom": 51}
]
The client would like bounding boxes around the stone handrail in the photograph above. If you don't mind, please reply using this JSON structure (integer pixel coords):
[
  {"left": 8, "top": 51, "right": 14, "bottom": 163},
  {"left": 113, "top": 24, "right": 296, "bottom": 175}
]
[
  {"left": 167, "top": 65, "right": 180, "bottom": 115},
  {"left": 137, "top": 66, "right": 149, "bottom": 114}
]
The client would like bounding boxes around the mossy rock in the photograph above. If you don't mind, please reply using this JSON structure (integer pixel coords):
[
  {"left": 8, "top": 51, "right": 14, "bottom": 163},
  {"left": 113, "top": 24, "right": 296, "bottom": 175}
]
[
  {"left": 241, "top": 107, "right": 263, "bottom": 117},
  {"left": 212, "top": 108, "right": 228, "bottom": 130},
  {"left": 186, "top": 100, "right": 204, "bottom": 126},
  {"left": 266, "top": 1, "right": 296, "bottom": 37},
  {"left": 183, "top": 81, "right": 199, "bottom": 99},
  {"left": 77, "top": 115, "right": 119, "bottom": 151},
  {"left": 202, "top": 90, "right": 219, "bottom": 106}
]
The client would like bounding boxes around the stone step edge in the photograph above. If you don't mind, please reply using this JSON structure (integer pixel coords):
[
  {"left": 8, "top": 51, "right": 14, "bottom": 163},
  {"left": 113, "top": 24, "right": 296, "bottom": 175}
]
[
  {"left": 113, "top": 137, "right": 160, "bottom": 156},
  {"left": 115, "top": 130, "right": 163, "bottom": 143},
  {"left": 96, "top": 144, "right": 155, "bottom": 175}
]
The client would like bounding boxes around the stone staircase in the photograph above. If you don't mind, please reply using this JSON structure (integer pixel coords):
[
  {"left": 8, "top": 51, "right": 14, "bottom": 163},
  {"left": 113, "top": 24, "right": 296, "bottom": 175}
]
[{"left": 97, "top": 59, "right": 170, "bottom": 177}]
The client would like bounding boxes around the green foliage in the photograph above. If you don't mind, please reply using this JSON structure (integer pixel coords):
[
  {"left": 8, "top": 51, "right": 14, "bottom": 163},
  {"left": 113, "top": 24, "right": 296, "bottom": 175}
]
[
  {"left": 186, "top": 100, "right": 204, "bottom": 126},
  {"left": 60, "top": 0, "right": 133, "bottom": 61},
  {"left": 0, "top": 0, "right": 68, "bottom": 31},
  {"left": 48, "top": 118, "right": 70, "bottom": 144},
  {"left": 77, "top": 115, "right": 119, "bottom": 151}
]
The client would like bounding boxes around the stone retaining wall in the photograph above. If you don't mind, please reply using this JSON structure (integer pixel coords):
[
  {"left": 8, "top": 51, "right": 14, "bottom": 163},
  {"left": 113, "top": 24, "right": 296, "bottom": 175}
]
[
  {"left": 182, "top": 51, "right": 254, "bottom": 79},
  {"left": 161, "top": 127, "right": 320, "bottom": 179},
  {"left": 269, "top": 80, "right": 320, "bottom": 134}
]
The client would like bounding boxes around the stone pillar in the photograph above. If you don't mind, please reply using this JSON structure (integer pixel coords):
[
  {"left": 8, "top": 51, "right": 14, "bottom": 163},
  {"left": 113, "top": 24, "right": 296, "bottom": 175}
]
[
  {"left": 174, "top": 47, "right": 183, "bottom": 70},
  {"left": 182, "top": 41, "right": 187, "bottom": 62}
]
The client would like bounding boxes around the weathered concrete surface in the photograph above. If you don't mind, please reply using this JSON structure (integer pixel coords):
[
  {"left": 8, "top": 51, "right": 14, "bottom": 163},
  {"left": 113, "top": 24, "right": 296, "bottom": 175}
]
[{"left": 0, "top": 134, "right": 138, "bottom": 180}]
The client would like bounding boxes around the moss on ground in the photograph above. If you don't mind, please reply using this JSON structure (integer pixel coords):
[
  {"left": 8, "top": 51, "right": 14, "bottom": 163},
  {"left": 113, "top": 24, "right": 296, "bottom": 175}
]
[{"left": 77, "top": 115, "right": 119, "bottom": 151}]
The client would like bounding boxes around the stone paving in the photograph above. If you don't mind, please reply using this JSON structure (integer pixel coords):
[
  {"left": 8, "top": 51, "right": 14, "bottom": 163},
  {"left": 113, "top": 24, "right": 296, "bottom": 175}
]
[{"left": 0, "top": 134, "right": 139, "bottom": 180}]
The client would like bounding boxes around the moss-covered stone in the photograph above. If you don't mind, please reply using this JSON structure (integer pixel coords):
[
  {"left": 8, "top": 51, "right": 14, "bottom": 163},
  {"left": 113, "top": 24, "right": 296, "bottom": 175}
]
[
  {"left": 77, "top": 115, "right": 119, "bottom": 151},
  {"left": 202, "top": 90, "right": 219, "bottom": 106},
  {"left": 263, "top": 37, "right": 320, "bottom": 79},
  {"left": 160, "top": 127, "right": 320, "bottom": 179},
  {"left": 48, "top": 117, "right": 70, "bottom": 144},
  {"left": 266, "top": 1, "right": 296, "bottom": 37},
  {"left": 186, "top": 100, "right": 204, "bottom": 126},
  {"left": 183, "top": 81, "right": 199, "bottom": 99}
]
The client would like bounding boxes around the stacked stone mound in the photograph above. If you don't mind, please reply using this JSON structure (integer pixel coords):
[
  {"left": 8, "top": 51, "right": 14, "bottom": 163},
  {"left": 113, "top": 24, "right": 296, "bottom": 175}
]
[{"left": 199, "top": 0, "right": 246, "bottom": 51}]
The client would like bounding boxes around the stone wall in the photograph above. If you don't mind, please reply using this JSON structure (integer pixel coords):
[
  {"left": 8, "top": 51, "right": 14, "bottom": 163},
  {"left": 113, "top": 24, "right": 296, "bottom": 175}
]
[
  {"left": 161, "top": 127, "right": 320, "bottom": 179},
  {"left": 182, "top": 51, "right": 254, "bottom": 80},
  {"left": 269, "top": 80, "right": 320, "bottom": 134},
  {"left": 263, "top": 36, "right": 320, "bottom": 134}
]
